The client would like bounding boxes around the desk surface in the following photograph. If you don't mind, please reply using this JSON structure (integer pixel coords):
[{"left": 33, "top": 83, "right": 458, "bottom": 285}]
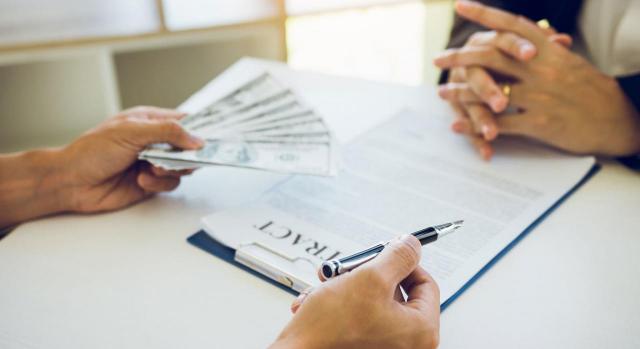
[{"left": 1, "top": 59, "right": 639, "bottom": 349}]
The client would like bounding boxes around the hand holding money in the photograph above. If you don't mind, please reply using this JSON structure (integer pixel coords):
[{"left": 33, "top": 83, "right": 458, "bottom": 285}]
[
  {"left": 57, "top": 106, "right": 205, "bottom": 213},
  {"left": 140, "top": 73, "right": 338, "bottom": 176},
  {"left": 0, "top": 106, "right": 203, "bottom": 228}
]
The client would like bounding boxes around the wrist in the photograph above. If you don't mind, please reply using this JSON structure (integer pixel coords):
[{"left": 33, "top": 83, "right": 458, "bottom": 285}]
[
  {"left": 21, "top": 147, "right": 74, "bottom": 213},
  {"left": 40, "top": 147, "right": 78, "bottom": 212},
  {"left": 0, "top": 147, "right": 73, "bottom": 228}
]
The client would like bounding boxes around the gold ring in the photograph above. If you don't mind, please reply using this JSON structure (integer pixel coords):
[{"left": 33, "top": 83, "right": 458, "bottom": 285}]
[
  {"left": 501, "top": 83, "right": 512, "bottom": 100},
  {"left": 537, "top": 19, "right": 551, "bottom": 30}
]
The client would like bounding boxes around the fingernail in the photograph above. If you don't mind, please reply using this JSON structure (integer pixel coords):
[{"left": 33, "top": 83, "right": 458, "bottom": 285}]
[
  {"left": 433, "top": 50, "right": 450, "bottom": 63},
  {"left": 438, "top": 85, "right": 448, "bottom": 97},
  {"left": 519, "top": 42, "right": 536, "bottom": 58},
  {"left": 481, "top": 124, "right": 497, "bottom": 140},
  {"left": 480, "top": 146, "right": 492, "bottom": 160},
  {"left": 452, "top": 121, "right": 464, "bottom": 133},
  {"left": 290, "top": 298, "right": 302, "bottom": 313},
  {"left": 481, "top": 124, "right": 491, "bottom": 139},
  {"left": 456, "top": 0, "right": 475, "bottom": 10},
  {"left": 138, "top": 173, "right": 150, "bottom": 186},
  {"left": 190, "top": 134, "right": 205, "bottom": 147},
  {"left": 490, "top": 95, "right": 506, "bottom": 112}
]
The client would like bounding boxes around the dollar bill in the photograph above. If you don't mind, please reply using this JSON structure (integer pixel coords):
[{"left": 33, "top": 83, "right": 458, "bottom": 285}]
[
  {"left": 181, "top": 73, "right": 286, "bottom": 126},
  {"left": 140, "top": 72, "right": 337, "bottom": 176},
  {"left": 141, "top": 139, "right": 336, "bottom": 176}
]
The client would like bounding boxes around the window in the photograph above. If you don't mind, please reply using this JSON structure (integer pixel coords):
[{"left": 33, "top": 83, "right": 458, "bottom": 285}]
[
  {"left": 0, "top": 0, "right": 160, "bottom": 46},
  {"left": 286, "top": 0, "right": 454, "bottom": 85},
  {"left": 161, "top": 0, "right": 281, "bottom": 31},
  {"left": 0, "top": 0, "right": 453, "bottom": 84}
]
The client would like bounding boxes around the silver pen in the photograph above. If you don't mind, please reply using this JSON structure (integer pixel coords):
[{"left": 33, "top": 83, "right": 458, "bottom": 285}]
[{"left": 320, "top": 220, "right": 464, "bottom": 280}]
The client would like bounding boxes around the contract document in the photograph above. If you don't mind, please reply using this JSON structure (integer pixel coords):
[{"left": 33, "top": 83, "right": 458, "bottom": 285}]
[{"left": 199, "top": 109, "right": 597, "bottom": 306}]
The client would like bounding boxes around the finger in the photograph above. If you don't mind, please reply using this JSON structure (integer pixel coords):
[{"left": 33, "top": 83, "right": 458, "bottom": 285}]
[
  {"left": 149, "top": 166, "right": 195, "bottom": 178},
  {"left": 466, "top": 103, "right": 499, "bottom": 141},
  {"left": 451, "top": 115, "right": 472, "bottom": 134},
  {"left": 361, "top": 234, "right": 421, "bottom": 288},
  {"left": 549, "top": 33, "right": 572, "bottom": 48},
  {"left": 533, "top": 20, "right": 573, "bottom": 48},
  {"left": 468, "top": 31, "right": 536, "bottom": 61},
  {"left": 451, "top": 115, "right": 494, "bottom": 160},
  {"left": 495, "top": 113, "right": 540, "bottom": 138},
  {"left": 536, "top": 19, "right": 557, "bottom": 36},
  {"left": 439, "top": 83, "right": 483, "bottom": 105},
  {"left": 449, "top": 67, "right": 467, "bottom": 83},
  {"left": 433, "top": 46, "right": 524, "bottom": 79},
  {"left": 291, "top": 287, "right": 313, "bottom": 314},
  {"left": 127, "top": 106, "right": 187, "bottom": 120},
  {"left": 455, "top": 1, "right": 547, "bottom": 47},
  {"left": 448, "top": 101, "right": 472, "bottom": 134},
  {"left": 449, "top": 100, "right": 469, "bottom": 122},
  {"left": 122, "top": 119, "right": 205, "bottom": 151},
  {"left": 394, "top": 285, "right": 405, "bottom": 302},
  {"left": 400, "top": 266, "right": 440, "bottom": 312},
  {"left": 465, "top": 67, "right": 507, "bottom": 113},
  {"left": 467, "top": 131, "right": 494, "bottom": 160},
  {"left": 137, "top": 170, "right": 181, "bottom": 193}
]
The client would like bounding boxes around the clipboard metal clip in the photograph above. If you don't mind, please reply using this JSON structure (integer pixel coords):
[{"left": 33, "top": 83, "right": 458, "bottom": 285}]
[{"left": 235, "top": 241, "right": 316, "bottom": 292}]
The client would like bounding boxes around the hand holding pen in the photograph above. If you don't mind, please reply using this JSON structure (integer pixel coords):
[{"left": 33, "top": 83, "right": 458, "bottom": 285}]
[
  {"left": 271, "top": 235, "right": 441, "bottom": 349},
  {"left": 321, "top": 220, "right": 463, "bottom": 280}
]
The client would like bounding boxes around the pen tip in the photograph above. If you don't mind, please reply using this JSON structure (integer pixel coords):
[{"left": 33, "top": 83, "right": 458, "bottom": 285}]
[{"left": 454, "top": 220, "right": 464, "bottom": 225}]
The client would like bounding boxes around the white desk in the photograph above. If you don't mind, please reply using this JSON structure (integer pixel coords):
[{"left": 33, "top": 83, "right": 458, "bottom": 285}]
[{"left": 1, "top": 58, "right": 639, "bottom": 349}]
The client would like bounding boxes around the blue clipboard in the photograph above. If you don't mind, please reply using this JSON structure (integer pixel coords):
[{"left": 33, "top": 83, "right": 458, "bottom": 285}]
[
  {"left": 187, "top": 230, "right": 299, "bottom": 296},
  {"left": 188, "top": 164, "right": 601, "bottom": 309}
]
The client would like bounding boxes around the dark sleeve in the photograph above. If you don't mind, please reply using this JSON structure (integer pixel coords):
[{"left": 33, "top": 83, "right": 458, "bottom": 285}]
[
  {"left": 438, "top": 0, "right": 584, "bottom": 84},
  {"left": 0, "top": 226, "right": 13, "bottom": 240},
  {"left": 438, "top": 0, "right": 506, "bottom": 84},
  {"left": 617, "top": 74, "right": 640, "bottom": 169}
]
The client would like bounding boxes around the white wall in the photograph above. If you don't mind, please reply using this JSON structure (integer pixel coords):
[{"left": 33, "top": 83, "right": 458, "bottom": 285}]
[{"left": 0, "top": 23, "right": 286, "bottom": 153}]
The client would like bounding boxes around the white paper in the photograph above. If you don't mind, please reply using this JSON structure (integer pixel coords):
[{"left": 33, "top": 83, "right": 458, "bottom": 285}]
[{"left": 202, "top": 109, "right": 596, "bottom": 304}]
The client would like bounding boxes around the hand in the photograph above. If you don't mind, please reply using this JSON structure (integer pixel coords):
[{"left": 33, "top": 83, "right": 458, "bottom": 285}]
[
  {"left": 59, "top": 106, "right": 204, "bottom": 213},
  {"left": 438, "top": 26, "right": 571, "bottom": 160},
  {"left": 270, "top": 235, "right": 440, "bottom": 349},
  {"left": 435, "top": 0, "right": 640, "bottom": 157}
]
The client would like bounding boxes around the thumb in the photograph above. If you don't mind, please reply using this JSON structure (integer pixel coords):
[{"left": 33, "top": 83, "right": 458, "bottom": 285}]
[
  {"left": 362, "top": 234, "right": 422, "bottom": 288},
  {"left": 121, "top": 119, "right": 205, "bottom": 150}
]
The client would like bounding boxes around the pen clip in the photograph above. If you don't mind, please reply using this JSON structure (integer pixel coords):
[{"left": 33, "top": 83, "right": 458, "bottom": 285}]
[{"left": 234, "top": 241, "right": 316, "bottom": 292}]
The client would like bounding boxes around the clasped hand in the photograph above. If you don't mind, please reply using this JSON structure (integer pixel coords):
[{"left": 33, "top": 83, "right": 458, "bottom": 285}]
[{"left": 435, "top": 0, "right": 640, "bottom": 159}]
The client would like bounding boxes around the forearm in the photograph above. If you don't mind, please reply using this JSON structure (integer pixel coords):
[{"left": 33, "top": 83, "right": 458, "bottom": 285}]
[{"left": 0, "top": 148, "right": 71, "bottom": 229}]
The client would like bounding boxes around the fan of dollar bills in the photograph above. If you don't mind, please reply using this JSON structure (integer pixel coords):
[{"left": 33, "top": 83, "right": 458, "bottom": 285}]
[{"left": 139, "top": 73, "right": 338, "bottom": 176}]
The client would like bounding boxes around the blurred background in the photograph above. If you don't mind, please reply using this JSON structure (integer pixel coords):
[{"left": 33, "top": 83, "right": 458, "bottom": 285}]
[{"left": 0, "top": 0, "right": 454, "bottom": 152}]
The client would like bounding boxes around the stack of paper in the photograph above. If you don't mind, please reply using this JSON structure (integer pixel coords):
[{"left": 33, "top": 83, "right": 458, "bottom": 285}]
[{"left": 140, "top": 73, "right": 338, "bottom": 176}]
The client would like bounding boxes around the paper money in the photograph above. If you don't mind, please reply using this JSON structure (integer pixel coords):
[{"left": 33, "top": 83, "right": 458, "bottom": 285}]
[{"left": 140, "top": 72, "right": 338, "bottom": 176}]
